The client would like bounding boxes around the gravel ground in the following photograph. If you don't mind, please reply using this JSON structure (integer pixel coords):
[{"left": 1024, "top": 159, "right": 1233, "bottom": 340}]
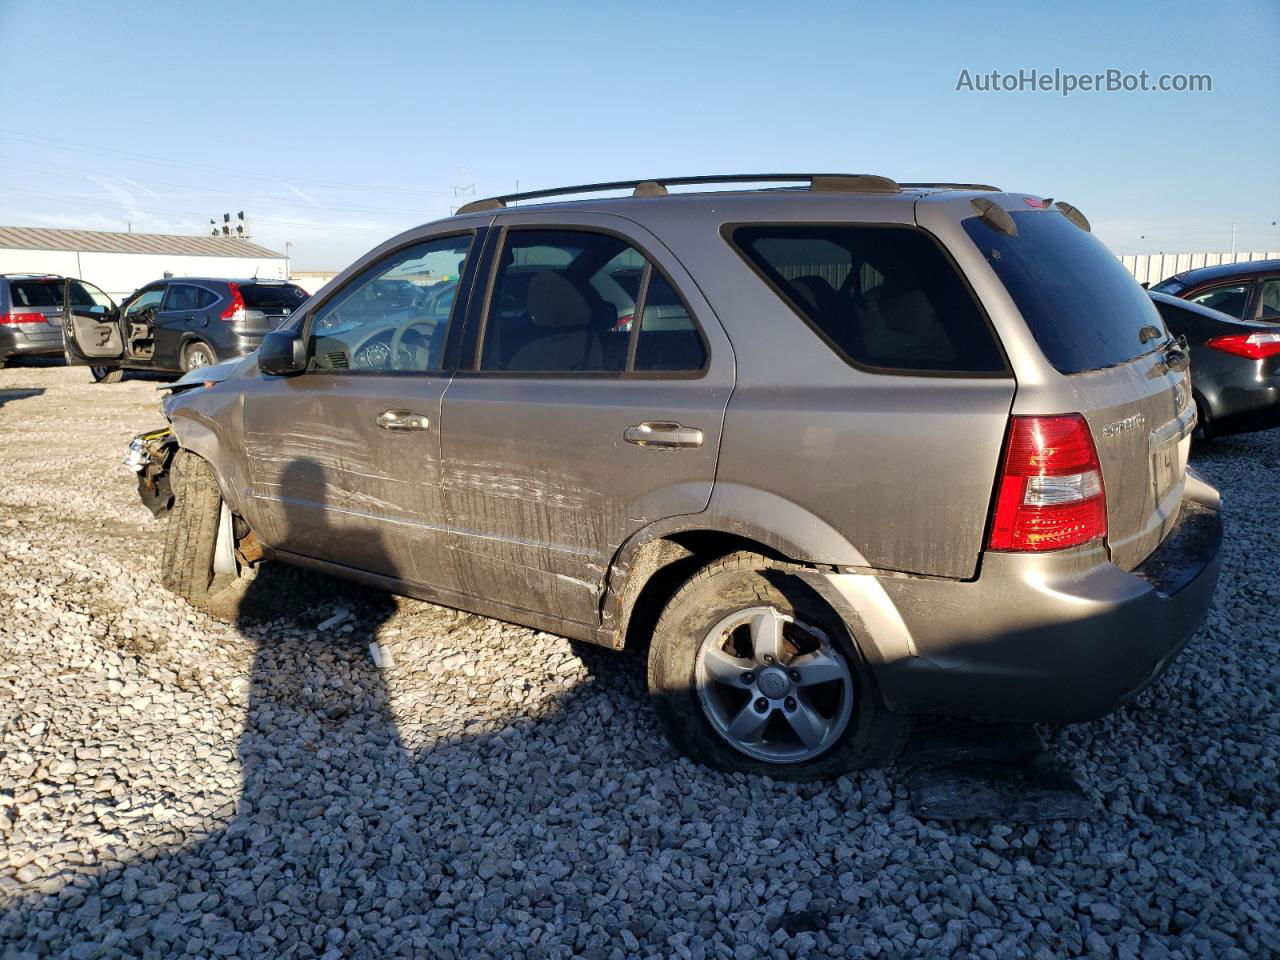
[{"left": 1, "top": 363, "right": 1277, "bottom": 960}]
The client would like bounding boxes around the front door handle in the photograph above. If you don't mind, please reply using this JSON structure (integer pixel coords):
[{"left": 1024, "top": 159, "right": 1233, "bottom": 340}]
[
  {"left": 376, "top": 409, "right": 430, "bottom": 431},
  {"left": 624, "top": 421, "right": 703, "bottom": 448}
]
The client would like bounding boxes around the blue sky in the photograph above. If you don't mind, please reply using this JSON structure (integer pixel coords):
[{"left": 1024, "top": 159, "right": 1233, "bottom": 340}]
[{"left": 1, "top": 0, "right": 1276, "bottom": 269}]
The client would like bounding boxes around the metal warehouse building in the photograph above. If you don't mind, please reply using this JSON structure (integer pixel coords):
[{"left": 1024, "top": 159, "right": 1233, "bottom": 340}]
[{"left": 0, "top": 226, "right": 287, "bottom": 301}]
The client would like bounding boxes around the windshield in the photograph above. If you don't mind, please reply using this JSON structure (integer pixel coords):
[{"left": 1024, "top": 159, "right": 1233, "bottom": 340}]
[{"left": 964, "top": 210, "right": 1166, "bottom": 374}]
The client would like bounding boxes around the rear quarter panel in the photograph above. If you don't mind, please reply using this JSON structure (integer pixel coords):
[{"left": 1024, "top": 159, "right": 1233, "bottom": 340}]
[{"left": 625, "top": 195, "right": 1016, "bottom": 580}]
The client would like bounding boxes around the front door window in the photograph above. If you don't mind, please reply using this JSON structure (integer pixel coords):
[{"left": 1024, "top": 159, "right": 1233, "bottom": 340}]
[{"left": 307, "top": 236, "right": 471, "bottom": 373}]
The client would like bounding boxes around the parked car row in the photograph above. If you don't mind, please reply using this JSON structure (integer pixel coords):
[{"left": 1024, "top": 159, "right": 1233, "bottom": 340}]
[
  {"left": 0, "top": 273, "right": 309, "bottom": 375},
  {"left": 104, "top": 174, "right": 1230, "bottom": 779}
]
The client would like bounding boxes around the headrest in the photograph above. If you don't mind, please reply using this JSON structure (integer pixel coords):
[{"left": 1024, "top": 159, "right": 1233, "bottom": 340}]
[{"left": 527, "top": 272, "right": 591, "bottom": 329}]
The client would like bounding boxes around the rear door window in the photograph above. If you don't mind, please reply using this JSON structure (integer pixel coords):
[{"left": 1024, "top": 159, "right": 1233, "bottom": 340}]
[
  {"left": 728, "top": 224, "right": 1006, "bottom": 374},
  {"left": 633, "top": 272, "right": 706, "bottom": 371},
  {"left": 1259, "top": 278, "right": 1280, "bottom": 323},
  {"left": 1187, "top": 282, "right": 1253, "bottom": 320},
  {"left": 161, "top": 284, "right": 202, "bottom": 312},
  {"left": 478, "top": 229, "right": 706, "bottom": 375},
  {"left": 963, "top": 211, "right": 1167, "bottom": 373}
]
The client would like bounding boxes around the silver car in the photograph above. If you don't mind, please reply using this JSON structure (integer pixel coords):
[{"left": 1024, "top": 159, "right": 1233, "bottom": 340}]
[
  {"left": 0, "top": 274, "right": 79, "bottom": 367},
  {"left": 90, "top": 174, "right": 1223, "bottom": 779}
]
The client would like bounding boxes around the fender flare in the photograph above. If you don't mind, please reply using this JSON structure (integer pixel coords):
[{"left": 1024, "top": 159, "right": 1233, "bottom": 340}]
[{"left": 597, "top": 486, "right": 918, "bottom": 662}]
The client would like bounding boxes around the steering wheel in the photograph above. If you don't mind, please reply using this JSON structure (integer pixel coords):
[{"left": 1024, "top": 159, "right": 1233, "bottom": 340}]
[{"left": 389, "top": 319, "right": 432, "bottom": 371}]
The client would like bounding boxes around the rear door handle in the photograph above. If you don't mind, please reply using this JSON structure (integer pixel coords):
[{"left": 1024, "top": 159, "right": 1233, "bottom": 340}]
[
  {"left": 624, "top": 421, "right": 703, "bottom": 448},
  {"left": 376, "top": 409, "right": 430, "bottom": 431}
]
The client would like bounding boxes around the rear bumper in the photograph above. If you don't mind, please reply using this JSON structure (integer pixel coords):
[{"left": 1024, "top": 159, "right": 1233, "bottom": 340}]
[
  {"left": 870, "top": 471, "right": 1223, "bottom": 722},
  {"left": 229, "top": 332, "right": 265, "bottom": 356},
  {"left": 0, "top": 328, "right": 63, "bottom": 360}
]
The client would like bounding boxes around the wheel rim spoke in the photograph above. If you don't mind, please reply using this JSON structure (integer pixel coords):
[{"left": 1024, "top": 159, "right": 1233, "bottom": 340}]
[
  {"left": 791, "top": 651, "right": 848, "bottom": 686},
  {"left": 784, "top": 696, "right": 828, "bottom": 750},
  {"left": 725, "top": 702, "right": 771, "bottom": 743},
  {"left": 702, "top": 648, "right": 752, "bottom": 686},
  {"left": 749, "top": 607, "right": 786, "bottom": 664}
]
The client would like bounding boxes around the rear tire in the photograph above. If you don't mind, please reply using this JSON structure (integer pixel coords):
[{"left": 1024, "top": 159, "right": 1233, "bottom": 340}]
[
  {"left": 89, "top": 365, "right": 124, "bottom": 383},
  {"left": 1193, "top": 395, "right": 1212, "bottom": 443},
  {"left": 161, "top": 451, "right": 232, "bottom": 605},
  {"left": 648, "top": 552, "right": 909, "bottom": 780},
  {"left": 181, "top": 342, "right": 216, "bottom": 372}
]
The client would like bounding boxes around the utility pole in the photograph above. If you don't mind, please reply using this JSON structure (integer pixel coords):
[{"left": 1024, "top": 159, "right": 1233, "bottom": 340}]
[
  {"left": 1230, "top": 222, "right": 1237, "bottom": 257},
  {"left": 451, "top": 168, "right": 475, "bottom": 215},
  {"left": 285, "top": 241, "right": 293, "bottom": 280}
]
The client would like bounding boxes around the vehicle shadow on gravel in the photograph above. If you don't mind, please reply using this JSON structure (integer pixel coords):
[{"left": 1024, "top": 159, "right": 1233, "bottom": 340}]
[
  {"left": 1, "top": 461, "right": 438, "bottom": 958},
  {"left": 0, "top": 387, "right": 44, "bottom": 409}
]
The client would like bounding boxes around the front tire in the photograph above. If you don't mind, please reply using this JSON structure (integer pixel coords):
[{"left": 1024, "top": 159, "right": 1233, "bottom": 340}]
[
  {"left": 89, "top": 365, "right": 124, "bottom": 383},
  {"left": 161, "top": 451, "right": 231, "bottom": 605},
  {"left": 648, "top": 552, "right": 909, "bottom": 780}
]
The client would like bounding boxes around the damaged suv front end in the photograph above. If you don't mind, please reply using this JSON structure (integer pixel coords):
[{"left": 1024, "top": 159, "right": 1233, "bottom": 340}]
[{"left": 125, "top": 357, "right": 244, "bottom": 516}]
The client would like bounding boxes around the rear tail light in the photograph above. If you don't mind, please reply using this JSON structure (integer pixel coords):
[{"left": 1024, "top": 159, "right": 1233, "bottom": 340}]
[
  {"left": 0, "top": 312, "right": 46, "bottom": 325},
  {"left": 989, "top": 414, "right": 1107, "bottom": 552},
  {"left": 219, "top": 282, "right": 247, "bottom": 323},
  {"left": 1206, "top": 331, "right": 1280, "bottom": 360}
]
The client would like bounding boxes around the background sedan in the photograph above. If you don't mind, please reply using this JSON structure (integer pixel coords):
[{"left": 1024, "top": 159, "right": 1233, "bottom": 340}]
[{"left": 1150, "top": 290, "right": 1280, "bottom": 439}]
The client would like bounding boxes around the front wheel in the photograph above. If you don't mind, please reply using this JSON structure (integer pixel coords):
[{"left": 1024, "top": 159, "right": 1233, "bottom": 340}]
[
  {"left": 89, "top": 365, "right": 124, "bottom": 383},
  {"left": 161, "top": 451, "right": 234, "bottom": 606},
  {"left": 648, "top": 552, "right": 909, "bottom": 780}
]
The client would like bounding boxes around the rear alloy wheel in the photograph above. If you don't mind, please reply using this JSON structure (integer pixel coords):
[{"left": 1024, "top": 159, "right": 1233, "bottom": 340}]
[
  {"left": 648, "top": 552, "right": 909, "bottom": 779},
  {"left": 182, "top": 342, "right": 215, "bottom": 372},
  {"left": 696, "top": 606, "right": 854, "bottom": 763},
  {"left": 89, "top": 365, "right": 124, "bottom": 383}
]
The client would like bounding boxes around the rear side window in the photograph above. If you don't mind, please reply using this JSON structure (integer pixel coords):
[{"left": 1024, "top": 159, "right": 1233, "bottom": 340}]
[
  {"left": 728, "top": 225, "right": 1005, "bottom": 374},
  {"left": 241, "top": 283, "right": 309, "bottom": 311},
  {"left": 964, "top": 211, "right": 1167, "bottom": 374}
]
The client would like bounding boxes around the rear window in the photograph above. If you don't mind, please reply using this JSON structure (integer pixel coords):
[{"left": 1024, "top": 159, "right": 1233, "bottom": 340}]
[
  {"left": 9, "top": 281, "right": 61, "bottom": 307},
  {"left": 9, "top": 280, "right": 103, "bottom": 308},
  {"left": 1149, "top": 276, "right": 1186, "bottom": 295},
  {"left": 241, "top": 283, "right": 309, "bottom": 311},
  {"left": 727, "top": 224, "right": 1006, "bottom": 374},
  {"left": 964, "top": 211, "right": 1166, "bottom": 374}
]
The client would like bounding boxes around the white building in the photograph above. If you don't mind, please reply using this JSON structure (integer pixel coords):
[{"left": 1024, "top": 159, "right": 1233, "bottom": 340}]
[{"left": 0, "top": 226, "right": 288, "bottom": 301}]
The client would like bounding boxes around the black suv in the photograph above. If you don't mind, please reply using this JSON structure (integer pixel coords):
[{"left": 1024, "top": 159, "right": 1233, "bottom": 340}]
[{"left": 73, "top": 277, "right": 310, "bottom": 382}]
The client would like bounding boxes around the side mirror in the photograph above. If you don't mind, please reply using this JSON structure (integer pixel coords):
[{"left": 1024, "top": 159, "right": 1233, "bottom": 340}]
[{"left": 259, "top": 329, "right": 307, "bottom": 376}]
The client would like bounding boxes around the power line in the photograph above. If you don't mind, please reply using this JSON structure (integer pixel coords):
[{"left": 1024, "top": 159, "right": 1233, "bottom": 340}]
[
  {"left": 4, "top": 132, "right": 456, "bottom": 198},
  {"left": 1, "top": 187, "right": 397, "bottom": 233},
  {"left": 0, "top": 157, "right": 448, "bottom": 219}
]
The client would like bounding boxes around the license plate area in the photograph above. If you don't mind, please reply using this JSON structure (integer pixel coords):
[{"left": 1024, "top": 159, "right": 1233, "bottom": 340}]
[{"left": 1149, "top": 407, "right": 1195, "bottom": 504}]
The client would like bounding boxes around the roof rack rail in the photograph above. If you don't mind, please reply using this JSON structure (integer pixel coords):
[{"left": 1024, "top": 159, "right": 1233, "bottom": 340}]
[
  {"left": 899, "top": 182, "right": 1002, "bottom": 192},
  {"left": 455, "top": 173, "right": 904, "bottom": 214}
]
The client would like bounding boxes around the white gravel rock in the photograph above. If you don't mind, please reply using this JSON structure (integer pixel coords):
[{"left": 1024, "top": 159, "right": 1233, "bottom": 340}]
[{"left": 0, "top": 364, "right": 1277, "bottom": 959}]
